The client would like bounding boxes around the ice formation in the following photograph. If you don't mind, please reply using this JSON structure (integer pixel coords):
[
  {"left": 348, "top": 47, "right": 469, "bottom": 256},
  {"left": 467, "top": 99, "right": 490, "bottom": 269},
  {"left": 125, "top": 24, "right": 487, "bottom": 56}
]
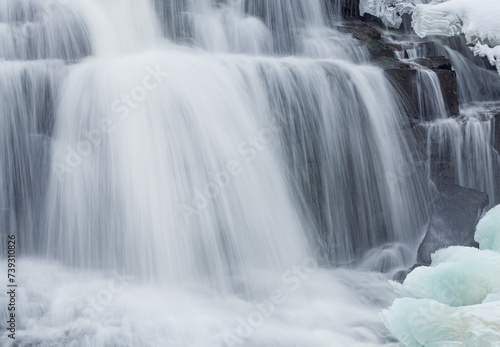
[
  {"left": 476, "top": 204, "right": 500, "bottom": 253},
  {"left": 359, "top": 0, "right": 432, "bottom": 28},
  {"left": 413, "top": 0, "right": 500, "bottom": 73},
  {"left": 383, "top": 205, "right": 500, "bottom": 346},
  {"left": 360, "top": 0, "right": 500, "bottom": 73}
]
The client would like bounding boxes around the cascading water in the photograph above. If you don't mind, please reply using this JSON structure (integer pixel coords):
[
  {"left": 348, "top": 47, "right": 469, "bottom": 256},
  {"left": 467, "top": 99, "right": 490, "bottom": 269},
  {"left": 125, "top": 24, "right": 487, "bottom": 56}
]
[
  {"left": 0, "top": 61, "right": 64, "bottom": 256},
  {"left": 424, "top": 106, "right": 500, "bottom": 207},
  {"left": 418, "top": 41, "right": 500, "bottom": 105},
  {"left": 394, "top": 37, "right": 500, "bottom": 208},
  {"left": 4, "top": 0, "right": 492, "bottom": 346},
  {"left": 413, "top": 69, "right": 447, "bottom": 120},
  {"left": 0, "top": 0, "right": 91, "bottom": 61},
  {"left": 352, "top": 1, "right": 500, "bottom": 345},
  {"left": 45, "top": 52, "right": 318, "bottom": 288},
  {"left": 257, "top": 60, "right": 429, "bottom": 264}
]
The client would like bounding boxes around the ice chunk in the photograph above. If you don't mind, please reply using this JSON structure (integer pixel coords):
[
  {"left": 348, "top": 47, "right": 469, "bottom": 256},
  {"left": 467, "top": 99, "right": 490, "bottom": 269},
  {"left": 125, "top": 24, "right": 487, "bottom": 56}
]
[
  {"left": 383, "top": 205, "right": 500, "bottom": 346},
  {"left": 383, "top": 298, "right": 500, "bottom": 347},
  {"left": 476, "top": 204, "right": 500, "bottom": 252},
  {"left": 392, "top": 246, "right": 500, "bottom": 306}
]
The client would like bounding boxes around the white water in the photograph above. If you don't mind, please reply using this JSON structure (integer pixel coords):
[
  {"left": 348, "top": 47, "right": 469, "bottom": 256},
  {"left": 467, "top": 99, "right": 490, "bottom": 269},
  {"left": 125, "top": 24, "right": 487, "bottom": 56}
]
[
  {"left": 0, "top": 0, "right": 91, "bottom": 61},
  {"left": 424, "top": 105, "right": 500, "bottom": 208},
  {"left": 408, "top": 41, "right": 500, "bottom": 104},
  {"left": 0, "top": 60, "right": 64, "bottom": 254},
  {"left": 394, "top": 40, "right": 500, "bottom": 208},
  {"left": 414, "top": 69, "right": 448, "bottom": 120},
  {"left": 153, "top": 0, "right": 367, "bottom": 60},
  {"left": 3, "top": 0, "right": 495, "bottom": 346},
  {"left": 442, "top": 46, "right": 500, "bottom": 105}
]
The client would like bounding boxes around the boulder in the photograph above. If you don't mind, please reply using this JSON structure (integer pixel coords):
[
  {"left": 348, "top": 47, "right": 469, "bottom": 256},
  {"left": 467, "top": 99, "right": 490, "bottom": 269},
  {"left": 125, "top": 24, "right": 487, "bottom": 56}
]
[{"left": 417, "top": 184, "right": 489, "bottom": 265}]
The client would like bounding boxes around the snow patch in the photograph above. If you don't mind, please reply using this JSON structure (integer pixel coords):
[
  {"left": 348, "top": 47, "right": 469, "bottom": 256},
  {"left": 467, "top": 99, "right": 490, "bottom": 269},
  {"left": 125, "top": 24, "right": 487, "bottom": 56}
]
[{"left": 412, "top": 0, "right": 500, "bottom": 73}]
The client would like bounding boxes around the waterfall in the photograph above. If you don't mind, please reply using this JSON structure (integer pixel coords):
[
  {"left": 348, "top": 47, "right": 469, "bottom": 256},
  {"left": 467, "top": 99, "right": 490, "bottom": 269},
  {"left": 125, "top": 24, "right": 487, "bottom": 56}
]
[
  {"left": 0, "top": 0, "right": 430, "bottom": 274},
  {"left": 405, "top": 39, "right": 500, "bottom": 104},
  {"left": 4, "top": 0, "right": 494, "bottom": 346},
  {"left": 425, "top": 109, "right": 500, "bottom": 207},
  {"left": 0, "top": 0, "right": 91, "bottom": 61},
  {"left": 395, "top": 38, "right": 500, "bottom": 207},
  {"left": 413, "top": 69, "right": 447, "bottom": 120},
  {"left": 257, "top": 60, "right": 429, "bottom": 264},
  {"left": 44, "top": 52, "right": 315, "bottom": 288},
  {"left": 0, "top": 61, "right": 64, "bottom": 256}
]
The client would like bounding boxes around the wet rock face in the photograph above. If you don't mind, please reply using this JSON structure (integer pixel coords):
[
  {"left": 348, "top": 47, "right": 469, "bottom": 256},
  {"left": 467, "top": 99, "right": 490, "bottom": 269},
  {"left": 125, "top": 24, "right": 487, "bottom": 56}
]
[
  {"left": 385, "top": 65, "right": 459, "bottom": 119},
  {"left": 384, "top": 68, "right": 418, "bottom": 116},
  {"left": 417, "top": 184, "right": 489, "bottom": 266},
  {"left": 338, "top": 22, "right": 402, "bottom": 60},
  {"left": 341, "top": 0, "right": 360, "bottom": 18},
  {"left": 414, "top": 56, "right": 452, "bottom": 71},
  {"left": 434, "top": 69, "right": 460, "bottom": 116},
  {"left": 401, "top": 56, "right": 459, "bottom": 119}
]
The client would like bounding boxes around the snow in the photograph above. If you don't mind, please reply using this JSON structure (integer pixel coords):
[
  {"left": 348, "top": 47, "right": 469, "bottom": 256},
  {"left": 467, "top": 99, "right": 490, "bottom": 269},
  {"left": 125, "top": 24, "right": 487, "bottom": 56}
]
[
  {"left": 412, "top": 0, "right": 500, "bottom": 46},
  {"left": 382, "top": 205, "right": 500, "bottom": 346},
  {"left": 359, "top": 0, "right": 500, "bottom": 74}
]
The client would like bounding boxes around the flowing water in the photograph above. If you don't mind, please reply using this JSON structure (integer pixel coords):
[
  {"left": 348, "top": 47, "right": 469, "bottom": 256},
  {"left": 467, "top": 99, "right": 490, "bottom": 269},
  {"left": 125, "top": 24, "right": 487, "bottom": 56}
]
[
  {"left": 0, "top": 1, "right": 497, "bottom": 346},
  {"left": 413, "top": 69, "right": 447, "bottom": 120},
  {"left": 424, "top": 105, "right": 500, "bottom": 208},
  {"left": 396, "top": 39, "right": 500, "bottom": 208}
]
